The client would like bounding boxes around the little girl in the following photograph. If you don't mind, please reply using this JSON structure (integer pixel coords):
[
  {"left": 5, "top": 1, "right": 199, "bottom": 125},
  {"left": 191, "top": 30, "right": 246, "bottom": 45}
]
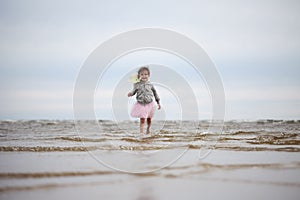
[{"left": 128, "top": 66, "right": 161, "bottom": 134}]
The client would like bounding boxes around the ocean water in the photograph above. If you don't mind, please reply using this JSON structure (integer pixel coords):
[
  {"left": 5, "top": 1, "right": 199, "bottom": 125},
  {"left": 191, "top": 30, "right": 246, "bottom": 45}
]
[{"left": 0, "top": 120, "right": 300, "bottom": 200}]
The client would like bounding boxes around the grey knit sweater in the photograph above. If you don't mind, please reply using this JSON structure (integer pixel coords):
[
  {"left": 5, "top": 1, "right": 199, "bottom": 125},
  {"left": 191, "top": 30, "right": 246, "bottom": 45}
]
[{"left": 131, "top": 81, "right": 160, "bottom": 104}]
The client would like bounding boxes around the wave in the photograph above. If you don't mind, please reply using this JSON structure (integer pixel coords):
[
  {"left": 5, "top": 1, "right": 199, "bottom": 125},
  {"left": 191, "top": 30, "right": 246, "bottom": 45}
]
[
  {"left": 0, "top": 146, "right": 95, "bottom": 152},
  {"left": 230, "top": 131, "right": 257, "bottom": 135},
  {"left": 215, "top": 146, "right": 300, "bottom": 152},
  {"left": 2, "top": 161, "right": 299, "bottom": 179},
  {"left": 55, "top": 136, "right": 107, "bottom": 143},
  {"left": 0, "top": 145, "right": 179, "bottom": 152},
  {"left": 0, "top": 170, "right": 113, "bottom": 179},
  {"left": 1, "top": 132, "right": 300, "bottom": 152},
  {"left": 247, "top": 133, "right": 299, "bottom": 145}
]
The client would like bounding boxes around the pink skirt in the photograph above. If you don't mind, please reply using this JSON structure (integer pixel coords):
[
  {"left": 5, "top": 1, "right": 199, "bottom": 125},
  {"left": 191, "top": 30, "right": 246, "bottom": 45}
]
[{"left": 130, "top": 101, "right": 156, "bottom": 118}]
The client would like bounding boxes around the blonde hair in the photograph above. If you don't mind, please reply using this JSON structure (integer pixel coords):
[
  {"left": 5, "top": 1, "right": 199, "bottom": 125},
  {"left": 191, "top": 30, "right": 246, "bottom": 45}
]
[{"left": 137, "top": 66, "right": 150, "bottom": 79}]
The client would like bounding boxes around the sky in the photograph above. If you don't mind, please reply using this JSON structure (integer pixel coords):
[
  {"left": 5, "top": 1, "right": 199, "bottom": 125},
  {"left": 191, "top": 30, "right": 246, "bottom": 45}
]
[{"left": 0, "top": 0, "right": 300, "bottom": 120}]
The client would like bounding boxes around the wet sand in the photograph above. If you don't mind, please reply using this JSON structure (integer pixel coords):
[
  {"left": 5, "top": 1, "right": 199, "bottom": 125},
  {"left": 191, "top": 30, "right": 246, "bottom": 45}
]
[{"left": 0, "top": 149, "right": 299, "bottom": 200}]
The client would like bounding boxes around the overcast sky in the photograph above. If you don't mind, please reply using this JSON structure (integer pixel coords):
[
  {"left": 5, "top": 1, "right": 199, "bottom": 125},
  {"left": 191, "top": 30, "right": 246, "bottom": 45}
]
[{"left": 0, "top": 0, "right": 299, "bottom": 120}]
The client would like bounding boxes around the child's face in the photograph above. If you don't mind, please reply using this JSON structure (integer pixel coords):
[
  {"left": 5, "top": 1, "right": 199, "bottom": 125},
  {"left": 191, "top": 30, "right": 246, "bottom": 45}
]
[{"left": 139, "top": 70, "right": 149, "bottom": 82}]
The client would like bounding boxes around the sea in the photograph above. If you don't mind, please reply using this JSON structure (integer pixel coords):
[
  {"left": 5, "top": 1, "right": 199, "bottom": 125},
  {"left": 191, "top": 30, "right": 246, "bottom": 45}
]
[{"left": 0, "top": 119, "right": 299, "bottom": 200}]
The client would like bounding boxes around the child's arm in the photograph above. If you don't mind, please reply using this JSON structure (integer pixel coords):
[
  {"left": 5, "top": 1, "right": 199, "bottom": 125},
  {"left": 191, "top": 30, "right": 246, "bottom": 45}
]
[
  {"left": 128, "top": 83, "right": 138, "bottom": 97},
  {"left": 157, "top": 103, "right": 161, "bottom": 110},
  {"left": 151, "top": 85, "right": 161, "bottom": 110}
]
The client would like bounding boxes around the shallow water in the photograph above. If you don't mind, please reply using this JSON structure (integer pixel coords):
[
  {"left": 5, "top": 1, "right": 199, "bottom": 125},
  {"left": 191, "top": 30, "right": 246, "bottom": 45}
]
[
  {"left": 1, "top": 120, "right": 299, "bottom": 152},
  {"left": 0, "top": 120, "right": 300, "bottom": 199}
]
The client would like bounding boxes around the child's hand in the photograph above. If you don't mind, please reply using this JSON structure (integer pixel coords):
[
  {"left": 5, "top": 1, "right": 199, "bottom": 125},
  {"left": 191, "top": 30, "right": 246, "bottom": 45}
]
[
  {"left": 157, "top": 104, "right": 161, "bottom": 110},
  {"left": 127, "top": 92, "right": 132, "bottom": 97}
]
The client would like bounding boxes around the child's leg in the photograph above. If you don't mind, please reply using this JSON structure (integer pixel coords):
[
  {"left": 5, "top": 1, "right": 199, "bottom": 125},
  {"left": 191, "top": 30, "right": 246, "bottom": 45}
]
[
  {"left": 146, "top": 118, "right": 151, "bottom": 134},
  {"left": 140, "top": 118, "right": 145, "bottom": 134}
]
